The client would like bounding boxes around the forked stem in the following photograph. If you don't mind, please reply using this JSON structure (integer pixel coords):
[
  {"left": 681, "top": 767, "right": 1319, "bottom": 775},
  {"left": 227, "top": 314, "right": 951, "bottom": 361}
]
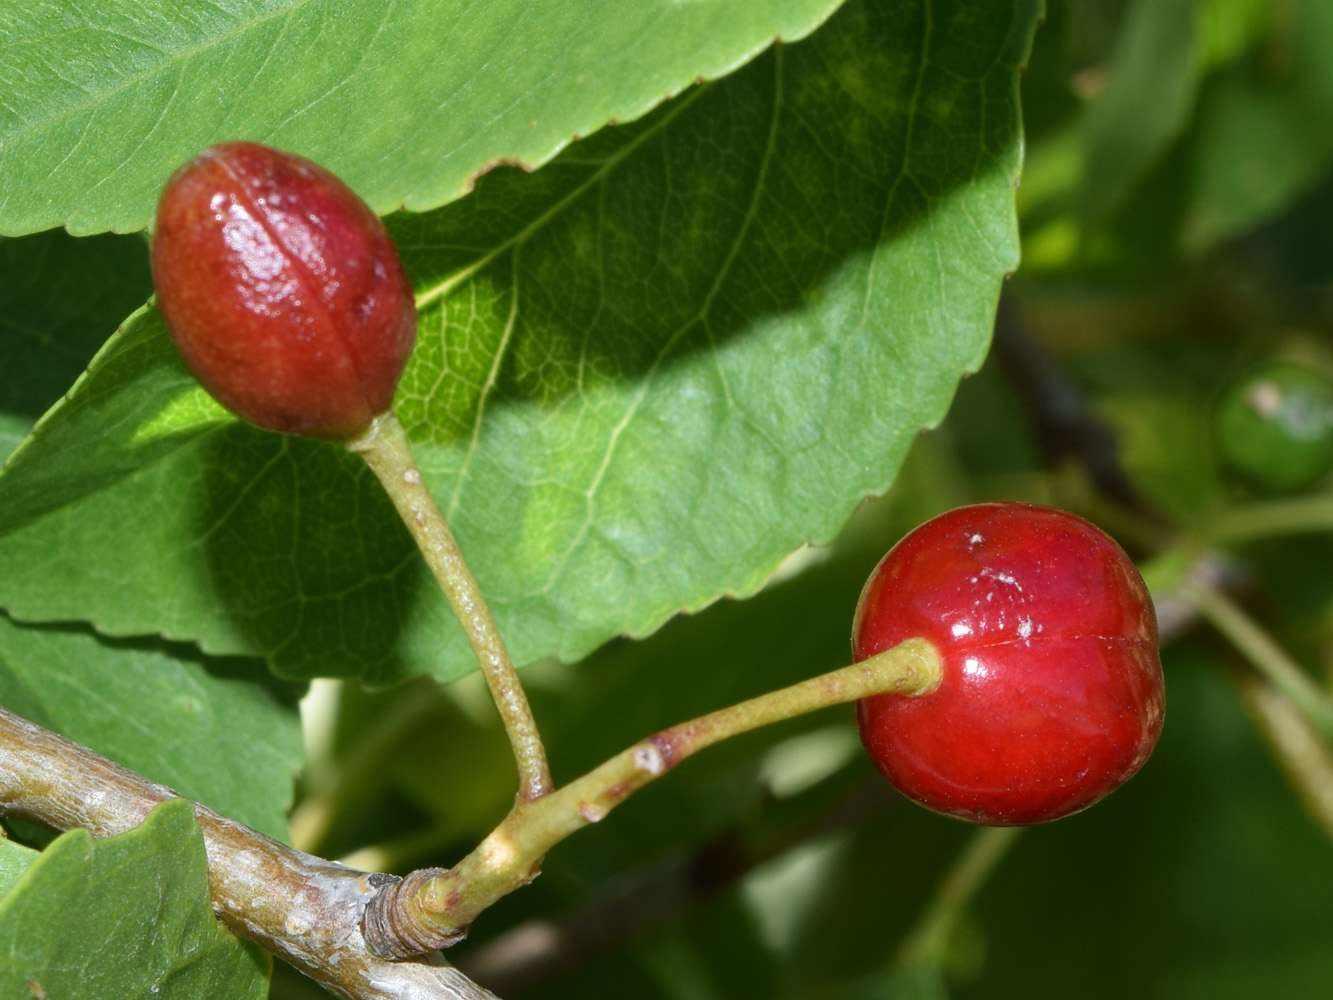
[
  {"left": 363, "top": 637, "right": 943, "bottom": 958},
  {"left": 1178, "top": 573, "right": 1333, "bottom": 738},
  {"left": 1206, "top": 494, "right": 1333, "bottom": 544},
  {"left": 347, "top": 410, "right": 552, "bottom": 802}
]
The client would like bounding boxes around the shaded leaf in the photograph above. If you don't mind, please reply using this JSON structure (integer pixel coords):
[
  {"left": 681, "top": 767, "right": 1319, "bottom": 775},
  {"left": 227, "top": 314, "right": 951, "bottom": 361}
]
[
  {"left": 0, "top": 613, "right": 302, "bottom": 841},
  {"left": 0, "top": 229, "right": 152, "bottom": 461},
  {"left": 1079, "top": 0, "right": 1200, "bottom": 226},
  {"left": 0, "top": 799, "right": 269, "bottom": 1000},
  {"left": 1183, "top": 0, "right": 1333, "bottom": 251}
]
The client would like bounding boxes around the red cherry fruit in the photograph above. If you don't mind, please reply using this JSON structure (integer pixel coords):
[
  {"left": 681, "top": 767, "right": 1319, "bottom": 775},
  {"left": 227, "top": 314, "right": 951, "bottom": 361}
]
[
  {"left": 151, "top": 142, "right": 416, "bottom": 440},
  {"left": 854, "top": 503, "right": 1163, "bottom": 825}
]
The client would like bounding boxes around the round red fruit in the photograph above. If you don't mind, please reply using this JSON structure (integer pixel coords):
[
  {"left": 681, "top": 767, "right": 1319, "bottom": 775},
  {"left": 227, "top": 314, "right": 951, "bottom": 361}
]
[
  {"left": 151, "top": 142, "right": 416, "bottom": 440},
  {"left": 853, "top": 502, "right": 1163, "bottom": 825}
]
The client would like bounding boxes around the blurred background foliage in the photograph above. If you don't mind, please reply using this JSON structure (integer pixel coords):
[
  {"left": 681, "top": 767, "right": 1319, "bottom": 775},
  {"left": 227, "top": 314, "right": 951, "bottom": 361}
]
[{"left": 274, "top": 0, "right": 1333, "bottom": 997}]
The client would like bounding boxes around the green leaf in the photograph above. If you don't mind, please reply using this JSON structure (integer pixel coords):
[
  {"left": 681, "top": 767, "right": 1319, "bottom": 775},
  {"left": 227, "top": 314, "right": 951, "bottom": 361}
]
[
  {"left": 0, "top": 839, "right": 37, "bottom": 900},
  {"left": 0, "top": 0, "right": 1036, "bottom": 682},
  {"left": 0, "top": 613, "right": 302, "bottom": 841},
  {"left": 1079, "top": 0, "right": 1201, "bottom": 226},
  {"left": 0, "top": 230, "right": 152, "bottom": 462},
  {"left": 0, "top": 308, "right": 231, "bottom": 535},
  {"left": 0, "top": 0, "right": 846, "bottom": 237},
  {"left": 1183, "top": 0, "right": 1333, "bottom": 251},
  {"left": 0, "top": 799, "right": 269, "bottom": 1000}
]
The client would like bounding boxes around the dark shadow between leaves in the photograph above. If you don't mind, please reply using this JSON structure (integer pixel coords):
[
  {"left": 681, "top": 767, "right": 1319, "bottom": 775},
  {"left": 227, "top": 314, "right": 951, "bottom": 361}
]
[
  {"left": 0, "top": 230, "right": 152, "bottom": 425},
  {"left": 0, "top": 613, "right": 304, "bottom": 716}
]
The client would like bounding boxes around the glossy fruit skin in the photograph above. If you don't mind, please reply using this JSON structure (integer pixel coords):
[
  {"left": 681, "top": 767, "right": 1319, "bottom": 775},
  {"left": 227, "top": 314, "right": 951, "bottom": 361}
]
[
  {"left": 151, "top": 142, "right": 416, "bottom": 440},
  {"left": 1215, "top": 362, "right": 1333, "bottom": 493},
  {"left": 854, "top": 503, "right": 1163, "bottom": 826}
]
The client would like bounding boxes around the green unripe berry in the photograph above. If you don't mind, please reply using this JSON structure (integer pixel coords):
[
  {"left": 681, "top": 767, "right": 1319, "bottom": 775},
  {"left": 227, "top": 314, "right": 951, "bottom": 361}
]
[{"left": 1215, "top": 362, "right": 1333, "bottom": 493}]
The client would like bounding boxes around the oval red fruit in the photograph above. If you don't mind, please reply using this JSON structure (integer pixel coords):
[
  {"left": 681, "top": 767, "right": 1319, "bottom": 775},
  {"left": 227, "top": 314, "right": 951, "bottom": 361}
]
[
  {"left": 151, "top": 142, "right": 417, "bottom": 440},
  {"left": 854, "top": 502, "right": 1164, "bottom": 825}
]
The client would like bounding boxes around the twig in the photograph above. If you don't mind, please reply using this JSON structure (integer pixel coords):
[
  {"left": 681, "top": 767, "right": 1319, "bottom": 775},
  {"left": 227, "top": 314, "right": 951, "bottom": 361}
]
[
  {"left": 1235, "top": 673, "right": 1333, "bottom": 842},
  {"left": 458, "top": 778, "right": 900, "bottom": 995},
  {"left": 363, "top": 639, "right": 943, "bottom": 958},
  {"left": 1206, "top": 494, "right": 1333, "bottom": 544},
  {"left": 1176, "top": 573, "right": 1333, "bottom": 737},
  {"left": 895, "top": 825, "right": 1021, "bottom": 970},
  {"left": 347, "top": 410, "right": 551, "bottom": 803},
  {"left": 0, "top": 704, "right": 495, "bottom": 1000}
]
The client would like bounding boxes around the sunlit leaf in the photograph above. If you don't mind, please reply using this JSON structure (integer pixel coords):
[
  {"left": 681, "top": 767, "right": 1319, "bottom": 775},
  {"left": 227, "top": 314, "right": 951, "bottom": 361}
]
[
  {"left": 0, "top": 0, "right": 1036, "bottom": 682},
  {"left": 0, "top": 0, "right": 845, "bottom": 236}
]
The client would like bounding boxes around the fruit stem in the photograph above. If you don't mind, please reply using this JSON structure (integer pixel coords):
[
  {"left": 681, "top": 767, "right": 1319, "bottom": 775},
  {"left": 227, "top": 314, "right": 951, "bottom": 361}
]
[
  {"left": 1234, "top": 673, "right": 1333, "bottom": 842},
  {"left": 361, "top": 637, "right": 943, "bottom": 958},
  {"left": 1178, "top": 573, "right": 1333, "bottom": 738},
  {"left": 347, "top": 410, "right": 552, "bottom": 803},
  {"left": 1206, "top": 494, "right": 1333, "bottom": 544}
]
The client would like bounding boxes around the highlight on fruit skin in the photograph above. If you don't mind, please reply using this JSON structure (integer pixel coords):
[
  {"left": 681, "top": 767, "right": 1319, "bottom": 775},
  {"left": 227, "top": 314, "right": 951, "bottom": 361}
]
[
  {"left": 151, "top": 141, "right": 417, "bottom": 441},
  {"left": 853, "top": 502, "right": 1164, "bottom": 826}
]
